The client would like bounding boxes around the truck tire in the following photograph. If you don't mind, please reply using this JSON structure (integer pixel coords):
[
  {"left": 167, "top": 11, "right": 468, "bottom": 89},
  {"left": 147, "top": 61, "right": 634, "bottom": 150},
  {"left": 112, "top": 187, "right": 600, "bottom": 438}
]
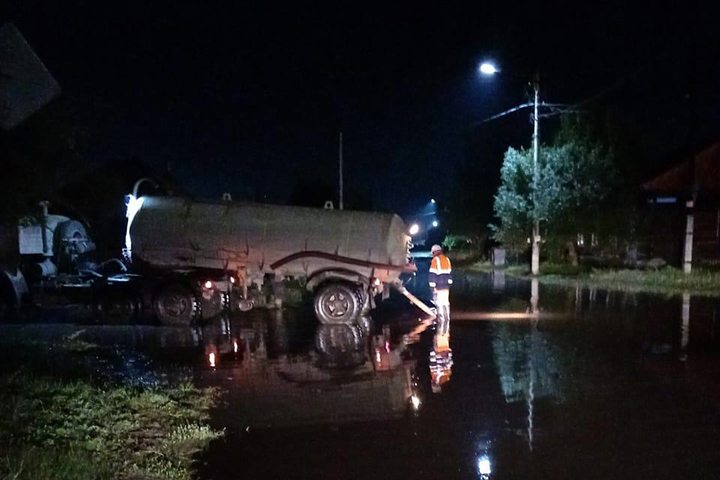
[
  {"left": 93, "top": 289, "right": 139, "bottom": 324},
  {"left": 355, "top": 286, "right": 371, "bottom": 315},
  {"left": 56, "top": 220, "right": 88, "bottom": 242},
  {"left": 313, "top": 282, "right": 360, "bottom": 325},
  {"left": 153, "top": 283, "right": 200, "bottom": 327}
]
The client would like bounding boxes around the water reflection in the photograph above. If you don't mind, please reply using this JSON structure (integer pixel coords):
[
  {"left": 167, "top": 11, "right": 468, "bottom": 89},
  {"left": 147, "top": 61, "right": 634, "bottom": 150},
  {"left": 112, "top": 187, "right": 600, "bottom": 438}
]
[
  {"left": 681, "top": 292, "right": 690, "bottom": 360},
  {"left": 429, "top": 346, "right": 453, "bottom": 394},
  {"left": 9, "top": 268, "right": 720, "bottom": 479},
  {"left": 491, "top": 271, "right": 505, "bottom": 293},
  {"left": 477, "top": 453, "right": 492, "bottom": 479},
  {"left": 195, "top": 310, "right": 424, "bottom": 428},
  {"left": 315, "top": 324, "right": 366, "bottom": 368}
]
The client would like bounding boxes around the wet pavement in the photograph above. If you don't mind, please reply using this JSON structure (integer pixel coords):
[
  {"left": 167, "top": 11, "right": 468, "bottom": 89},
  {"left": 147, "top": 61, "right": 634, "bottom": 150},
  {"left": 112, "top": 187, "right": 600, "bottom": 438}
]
[{"left": 3, "top": 270, "right": 720, "bottom": 478}]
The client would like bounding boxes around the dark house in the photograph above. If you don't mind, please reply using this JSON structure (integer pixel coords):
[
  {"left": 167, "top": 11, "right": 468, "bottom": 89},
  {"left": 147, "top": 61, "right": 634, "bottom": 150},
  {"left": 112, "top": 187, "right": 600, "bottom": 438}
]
[{"left": 642, "top": 139, "right": 720, "bottom": 269}]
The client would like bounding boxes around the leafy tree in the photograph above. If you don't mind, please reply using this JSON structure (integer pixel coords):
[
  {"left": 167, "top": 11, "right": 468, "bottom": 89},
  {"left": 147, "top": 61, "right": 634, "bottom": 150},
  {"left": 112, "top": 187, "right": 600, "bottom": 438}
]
[{"left": 491, "top": 124, "right": 618, "bottom": 260}]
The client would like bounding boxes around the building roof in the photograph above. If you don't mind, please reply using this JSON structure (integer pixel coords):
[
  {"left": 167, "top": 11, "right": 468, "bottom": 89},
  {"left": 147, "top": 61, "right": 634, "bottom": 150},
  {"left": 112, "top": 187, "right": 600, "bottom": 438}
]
[{"left": 642, "top": 140, "right": 720, "bottom": 194}]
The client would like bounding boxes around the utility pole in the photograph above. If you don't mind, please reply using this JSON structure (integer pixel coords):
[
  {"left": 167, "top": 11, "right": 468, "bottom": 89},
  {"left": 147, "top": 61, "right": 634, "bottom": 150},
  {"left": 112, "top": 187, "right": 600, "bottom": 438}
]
[
  {"left": 339, "top": 131, "right": 344, "bottom": 210},
  {"left": 531, "top": 75, "right": 540, "bottom": 276}
]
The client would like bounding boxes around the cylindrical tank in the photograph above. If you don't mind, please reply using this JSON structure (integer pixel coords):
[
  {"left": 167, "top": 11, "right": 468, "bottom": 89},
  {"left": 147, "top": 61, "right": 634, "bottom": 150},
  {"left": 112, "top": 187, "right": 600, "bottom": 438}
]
[{"left": 127, "top": 196, "right": 411, "bottom": 284}]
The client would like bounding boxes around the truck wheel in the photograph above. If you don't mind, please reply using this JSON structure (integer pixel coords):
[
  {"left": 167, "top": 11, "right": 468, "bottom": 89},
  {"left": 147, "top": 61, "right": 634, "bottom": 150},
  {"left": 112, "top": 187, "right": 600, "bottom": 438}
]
[
  {"left": 355, "top": 286, "right": 371, "bottom": 315},
  {"left": 153, "top": 284, "right": 200, "bottom": 327},
  {"left": 314, "top": 282, "right": 360, "bottom": 325},
  {"left": 94, "top": 290, "right": 139, "bottom": 324}
]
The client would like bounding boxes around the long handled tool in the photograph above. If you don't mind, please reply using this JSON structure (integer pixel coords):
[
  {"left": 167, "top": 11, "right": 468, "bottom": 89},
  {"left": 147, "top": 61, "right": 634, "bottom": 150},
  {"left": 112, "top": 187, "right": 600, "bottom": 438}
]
[{"left": 393, "top": 284, "right": 436, "bottom": 320}]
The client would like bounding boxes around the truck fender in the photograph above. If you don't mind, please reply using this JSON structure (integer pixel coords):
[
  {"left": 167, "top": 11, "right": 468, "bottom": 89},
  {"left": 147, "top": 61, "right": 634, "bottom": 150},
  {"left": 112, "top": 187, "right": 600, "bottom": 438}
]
[
  {"left": 0, "top": 266, "right": 29, "bottom": 318},
  {"left": 305, "top": 269, "right": 370, "bottom": 293}
]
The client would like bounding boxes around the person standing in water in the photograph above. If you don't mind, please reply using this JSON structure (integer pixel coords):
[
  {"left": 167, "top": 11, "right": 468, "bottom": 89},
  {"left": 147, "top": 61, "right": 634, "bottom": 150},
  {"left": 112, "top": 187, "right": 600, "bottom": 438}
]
[{"left": 428, "top": 244, "right": 452, "bottom": 348}]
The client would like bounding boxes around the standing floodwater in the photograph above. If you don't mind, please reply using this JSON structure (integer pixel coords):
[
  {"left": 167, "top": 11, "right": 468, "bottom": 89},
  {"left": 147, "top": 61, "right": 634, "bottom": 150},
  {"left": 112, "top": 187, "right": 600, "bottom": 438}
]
[
  {"left": 4, "top": 271, "right": 720, "bottom": 479},
  {"left": 196, "top": 271, "right": 720, "bottom": 479}
]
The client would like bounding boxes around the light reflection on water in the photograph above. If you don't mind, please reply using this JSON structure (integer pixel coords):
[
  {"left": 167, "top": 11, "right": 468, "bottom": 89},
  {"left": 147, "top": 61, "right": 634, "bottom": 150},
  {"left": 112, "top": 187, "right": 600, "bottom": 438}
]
[
  {"left": 453, "top": 269, "right": 720, "bottom": 466},
  {"left": 4, "top": 268, "right": 720, "bottom": 479}
]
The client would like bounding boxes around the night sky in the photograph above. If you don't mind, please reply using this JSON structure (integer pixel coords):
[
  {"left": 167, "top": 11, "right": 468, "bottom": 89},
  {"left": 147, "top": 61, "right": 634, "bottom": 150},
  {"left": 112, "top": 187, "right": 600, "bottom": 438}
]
[{"left": 2, "top": 2, "right": 718, "bottom": 217}]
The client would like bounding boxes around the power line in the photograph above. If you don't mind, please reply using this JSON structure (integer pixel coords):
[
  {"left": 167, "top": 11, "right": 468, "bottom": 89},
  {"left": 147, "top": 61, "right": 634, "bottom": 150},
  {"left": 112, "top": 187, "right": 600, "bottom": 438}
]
[{"left": 473, "top": 102, "right": 567, "bottom": 126}]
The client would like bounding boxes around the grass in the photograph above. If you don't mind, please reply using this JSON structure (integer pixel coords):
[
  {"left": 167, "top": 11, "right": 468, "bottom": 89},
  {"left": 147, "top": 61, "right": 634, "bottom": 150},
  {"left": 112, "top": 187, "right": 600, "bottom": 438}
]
[
  {"left": 469, "top": 261, "right": 720, "bottom": 297},
  {"left": 0, "top": 337, "right": 222, "bottom": 480}
]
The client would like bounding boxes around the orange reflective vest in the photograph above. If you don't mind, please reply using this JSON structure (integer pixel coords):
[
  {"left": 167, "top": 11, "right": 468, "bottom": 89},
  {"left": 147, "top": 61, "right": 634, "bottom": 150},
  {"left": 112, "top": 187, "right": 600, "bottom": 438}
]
[{"left": 428, "top": 254, "right": 453, "bottom": 289}]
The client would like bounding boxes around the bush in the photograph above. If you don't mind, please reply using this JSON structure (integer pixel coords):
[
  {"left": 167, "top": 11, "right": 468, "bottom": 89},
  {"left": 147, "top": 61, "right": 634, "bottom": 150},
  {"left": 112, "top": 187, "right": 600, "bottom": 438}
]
[{"left": 0, "top": 374, "right": 221, "bottom": 480}]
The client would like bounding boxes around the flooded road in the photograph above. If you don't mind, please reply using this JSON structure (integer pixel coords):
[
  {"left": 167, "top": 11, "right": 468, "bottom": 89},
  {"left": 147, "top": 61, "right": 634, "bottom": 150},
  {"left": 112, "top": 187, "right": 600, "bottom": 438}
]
[
  {"left": 4, "top": 270, "right": 720, "bottom": 478},
  {"left": 195, "top": 272, "right": 720, "bottom": 479}
]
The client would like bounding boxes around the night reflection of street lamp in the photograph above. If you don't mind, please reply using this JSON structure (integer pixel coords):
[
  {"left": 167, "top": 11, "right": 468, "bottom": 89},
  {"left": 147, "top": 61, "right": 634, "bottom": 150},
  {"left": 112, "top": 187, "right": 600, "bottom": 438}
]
[
  {"left": 480, "top": 61, "right": 541, "bottom": 275},
  {"left": 477, "top": 454, "right": 492, "bottom": 478}
]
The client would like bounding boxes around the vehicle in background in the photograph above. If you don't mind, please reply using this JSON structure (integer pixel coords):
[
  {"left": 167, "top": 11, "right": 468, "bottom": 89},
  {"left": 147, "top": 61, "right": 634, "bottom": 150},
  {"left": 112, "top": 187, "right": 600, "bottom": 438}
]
[{"left": 1, "top": 181, "right": 416, "bottom": 326}]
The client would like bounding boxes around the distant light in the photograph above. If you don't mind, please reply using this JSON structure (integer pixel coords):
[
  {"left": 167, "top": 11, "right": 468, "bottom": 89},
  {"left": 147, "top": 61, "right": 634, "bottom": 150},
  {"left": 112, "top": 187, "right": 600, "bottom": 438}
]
[
  {"left": 479, "top": 62, "right": 499, "bottom": 75},
  {"left": 409, "top": 223, "right": 420, "bottom": 235},
  {"left": 410, "top": 395, "right": 421, "bottom": 410},
  {"left": 233, "top": 341, "right": 239, "bottom": 353},
  {"left": 204, "top": 280, "right": 213, "bottom": 290},
  {"left": 432, "top": 220, "right": 439, "bottom": 228},
  {"left": 430, "top": 198, "right": 436, "bottom": 204},
  {"left": 208, "top": 352, "right": 216, "bottom": 368},
  {"left": 478, "top": 455, "right": 492, "bottom": 476},
  {"left": 229, "top": 276, "right": 236, "bottom": 284}
]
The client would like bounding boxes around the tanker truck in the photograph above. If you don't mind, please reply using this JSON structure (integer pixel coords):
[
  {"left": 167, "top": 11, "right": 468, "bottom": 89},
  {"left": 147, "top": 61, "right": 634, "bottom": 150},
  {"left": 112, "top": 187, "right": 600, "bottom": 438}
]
[
  {"left": 125, "top": 193, "right": 416, "bottom": 325},
  {"left": 1, "top": 186, "right": 416, "bottom": 326}
]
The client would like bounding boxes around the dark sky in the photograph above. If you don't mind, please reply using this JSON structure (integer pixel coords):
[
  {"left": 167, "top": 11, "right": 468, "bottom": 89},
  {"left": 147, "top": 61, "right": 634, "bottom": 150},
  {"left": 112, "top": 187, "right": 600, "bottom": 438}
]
[{"left": 2, "top": 2, "right": 718, "bottom": 216}]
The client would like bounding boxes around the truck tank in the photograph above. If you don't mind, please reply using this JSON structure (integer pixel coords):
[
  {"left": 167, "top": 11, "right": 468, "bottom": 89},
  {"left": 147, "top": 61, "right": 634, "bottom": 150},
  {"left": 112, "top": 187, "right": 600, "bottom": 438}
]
[{"left": 126, "top": 196, "right": 412, "bottom": 286}]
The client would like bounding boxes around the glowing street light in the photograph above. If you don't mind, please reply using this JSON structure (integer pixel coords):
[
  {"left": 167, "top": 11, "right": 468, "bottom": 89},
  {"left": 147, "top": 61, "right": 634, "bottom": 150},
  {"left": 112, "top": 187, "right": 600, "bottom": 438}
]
[
  {"left": 432, "top": 220, "right": 439, "bottom": 228},
  {"left": 409, "top": 223, "right": 420, "bottom": 235},
  {"left": 478, "top": 60, "right": 541, "bottom": 275},
  {"left": 479, "top": 62, "right": 499, "bottom": 76},
  {"left": 430, "top": 198, "right": 436, "bottom": 204}
]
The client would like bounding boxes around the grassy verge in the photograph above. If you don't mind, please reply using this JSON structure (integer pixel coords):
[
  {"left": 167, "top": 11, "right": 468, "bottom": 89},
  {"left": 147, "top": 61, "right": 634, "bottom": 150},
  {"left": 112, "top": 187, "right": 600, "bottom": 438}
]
[
  {"left": 468, "top": 262, "right": 720, "bottom": 297},
  {"left": 0, "top": 334, "right": 222, "bottom": 480}
]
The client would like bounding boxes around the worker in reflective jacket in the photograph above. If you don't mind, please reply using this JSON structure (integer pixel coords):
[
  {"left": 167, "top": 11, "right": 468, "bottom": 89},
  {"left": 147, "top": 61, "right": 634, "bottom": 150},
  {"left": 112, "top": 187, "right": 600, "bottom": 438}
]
[{"left": 429, "top": 244, "right": 452, "bottom": 343}]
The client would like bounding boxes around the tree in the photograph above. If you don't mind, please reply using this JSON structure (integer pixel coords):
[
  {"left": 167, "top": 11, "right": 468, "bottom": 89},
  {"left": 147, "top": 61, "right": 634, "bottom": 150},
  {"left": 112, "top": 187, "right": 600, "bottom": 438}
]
[{"left": 491, "top": 128, "right": 618, "bottom": 262}]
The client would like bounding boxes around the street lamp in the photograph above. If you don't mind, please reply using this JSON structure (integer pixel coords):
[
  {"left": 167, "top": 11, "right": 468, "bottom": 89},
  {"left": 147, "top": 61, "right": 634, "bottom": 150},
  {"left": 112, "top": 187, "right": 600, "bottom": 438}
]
[
  {"left": 479, "top": 61, "right": 541, "bottom": 275},
  {"left": 479, "top": 62, "right": 499, "bottom": 76}
]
